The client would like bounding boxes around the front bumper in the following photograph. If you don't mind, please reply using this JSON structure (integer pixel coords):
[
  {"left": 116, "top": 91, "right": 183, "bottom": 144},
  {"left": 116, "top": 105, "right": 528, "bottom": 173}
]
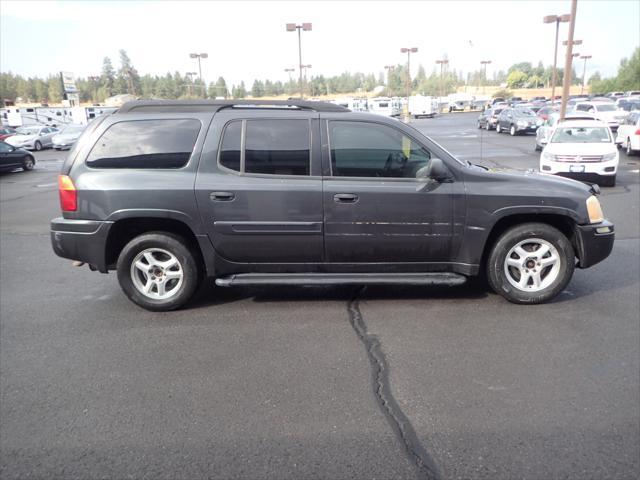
[
  {"left": 574, "top": 220, "right": 615, "bottom": 268},
  {"left": 540, "top": 156, "right": 618, "bottom": 176},
  {"left": 50, "top": 217, "right": 113, "bottom": 273}
]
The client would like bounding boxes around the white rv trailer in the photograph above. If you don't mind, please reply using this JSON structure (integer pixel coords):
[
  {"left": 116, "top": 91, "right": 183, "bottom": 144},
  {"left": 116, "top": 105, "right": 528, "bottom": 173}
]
[
  {"left": 408, "top": 95, "right": 439, "bottom": 118},
  {"left": 330, "top": 97, "right": 369, "bottom": 112},
  {"left": 368, "top": 97, "right": 402, "bottom": 117},
  {"left": 0, "top": 105, "right": 116, "bottom": 128}
]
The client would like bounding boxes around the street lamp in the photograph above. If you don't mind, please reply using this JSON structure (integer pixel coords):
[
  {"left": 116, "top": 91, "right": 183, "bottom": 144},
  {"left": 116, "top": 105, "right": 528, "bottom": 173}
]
[
  {"left": 400, "top": 47, "right": 418, "bottom": 103},
  {"left": 286, "top": 22, "right": 312, "bottom": 99},
  {"left": 559, "top": 0, "right": 578, "bottom": 120},
  {"left": 185, "top": 72, "right": 197, "bottom": 97},
  {"left": 579, "top": 55, "right": 592, "bottom": 95},
  {"left": 543, "top": 13, "right": 571, "bottom": 103},
  {"left": 189, "top": 53, "right": 208, "bottom": 97},
  {"left": 480, "top": 60, "right": 491, "bottom": 94},
  {"left": 436, "top": 59, "right": 449, "bottom": 100}
]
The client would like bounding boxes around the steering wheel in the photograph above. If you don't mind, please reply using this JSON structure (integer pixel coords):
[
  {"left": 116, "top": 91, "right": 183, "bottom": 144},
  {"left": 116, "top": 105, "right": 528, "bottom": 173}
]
[{"left": 383, "top": 151, "right": 408, "bottom": 176}]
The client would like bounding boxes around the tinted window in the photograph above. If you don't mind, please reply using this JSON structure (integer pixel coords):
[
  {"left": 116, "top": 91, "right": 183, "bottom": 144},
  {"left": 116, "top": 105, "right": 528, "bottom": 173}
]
[
  {"left": 86, "top": 119, "right": 200, "bottom": 169},
  {"left": 0, "top": 142, "right": 12, "bottom": 153},
  {"left": 244, "top": 119, "right": 309, "bottom": 175},
  {"left": 219, "top": 121, "right": 241, "bottom": 172},
  {"left": 329, "top": 121, "right": 431, "bottom": 178}
]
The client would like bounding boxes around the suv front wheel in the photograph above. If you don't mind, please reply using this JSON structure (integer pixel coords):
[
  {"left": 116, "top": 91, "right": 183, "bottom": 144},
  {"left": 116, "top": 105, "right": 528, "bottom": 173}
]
[
  {"left": 487, "top": 223, "right": 575, "bottom": 304},
  {"left": 117, "top": 232, "right": 201, "bottom": 311}
]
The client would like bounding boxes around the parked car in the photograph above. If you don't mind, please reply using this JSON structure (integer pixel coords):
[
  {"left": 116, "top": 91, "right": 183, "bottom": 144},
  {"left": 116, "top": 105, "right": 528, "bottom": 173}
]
[
  {"left": 537, "top": 106, "right": 558, "bottom": 122},
  {"left": 0, "top": 140, "right": 35, "bottom": 172},
  {"left": 573, "top": 101, "right": 628, "bottom": 131},
  {"left": 532, "top": 96, "right": 546, "bottom": 101},
  {"left": 625, "top": 91, "right": 640, "bottom": 97},
  {"left": 477, "top": 107, "right": 504, "bottom": 130},
  {"left": 535, "top": 113, "right": 598, "bottom": 151},
  {"left": 615, "top": 112, "right": 640, "bottom": 156},
  {"left": 496, "top": 108, "right": 541, "bottom": 135},
  {"left": 0, "top": 126, "right": 16, "bottom": 141},
  {"left": 492, "top": 97, "right": 505, "bottom": 105},
  {"left": 50, "top": 99, "right": 614, "bottom": 311},
  {"left": 5, "top": 125, "right": 58, "bottom": 150},
  {"left": 52, "top": 124, "right": 85, "bottom": 150},
  {"left": 540, "top": 120, "right": 619, "bottom": 186},
  {"left": 615, "top": 98, "right": 640, "bottom": 112},
  {"left": 606, "top": 92, "right": 625, "bottom": 99}
]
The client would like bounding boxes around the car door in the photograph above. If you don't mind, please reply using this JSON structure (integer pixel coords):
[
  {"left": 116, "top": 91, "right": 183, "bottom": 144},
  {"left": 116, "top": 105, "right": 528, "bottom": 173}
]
[
  {"left": 0, "top": 141, "right": 20, "bottom": 168},
  {"left": 321, "top": 118, "right": 458, "bottom": 264},
  {"left": 195, "top": 110, "right": 324, "bottom": 264},
  {"left": 43, "top": 127, "right": 56, "bottom": 146}
]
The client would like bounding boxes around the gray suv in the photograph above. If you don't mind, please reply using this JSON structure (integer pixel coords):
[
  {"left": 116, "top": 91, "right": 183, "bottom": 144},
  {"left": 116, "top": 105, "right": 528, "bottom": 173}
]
[{"left": 51, "top": 100, "right": 614, "bottom": 311}]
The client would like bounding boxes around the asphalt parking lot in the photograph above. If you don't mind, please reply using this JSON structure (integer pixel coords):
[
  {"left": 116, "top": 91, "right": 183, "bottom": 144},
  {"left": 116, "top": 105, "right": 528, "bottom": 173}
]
[{"left": 1, "top": 112, "right": 638, "bottom": 480}]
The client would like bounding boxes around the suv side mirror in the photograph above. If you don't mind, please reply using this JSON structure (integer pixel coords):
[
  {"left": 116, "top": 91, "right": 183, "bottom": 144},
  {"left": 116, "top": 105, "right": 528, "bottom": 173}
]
[{"left": 426, "top": 158, "right": 454, "bottom": 183}]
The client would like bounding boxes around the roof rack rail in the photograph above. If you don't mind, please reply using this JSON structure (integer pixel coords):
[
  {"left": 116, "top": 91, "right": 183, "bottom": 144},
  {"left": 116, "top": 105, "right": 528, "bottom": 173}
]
[{"left": 117, "top": 99, "right": 349, "bottom": 114}]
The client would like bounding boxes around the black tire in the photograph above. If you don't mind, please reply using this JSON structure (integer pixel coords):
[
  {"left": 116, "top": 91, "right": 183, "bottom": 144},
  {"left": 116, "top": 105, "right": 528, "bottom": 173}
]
[
  {"left": 116, "top": 232, "right": 201, "bottom": 311},
  {"left": 534, "top": 143, "right": 541, "bottom": 151},
  {"left": 22, "top": 156, "right": 35, "bottom": 171},
  {"left": 34, "top": 141, "right": 42, "bottom": 151},
  {"left": 487, "top": 223, "right": 575, "bottom": 304},
  {"left": 600, "top": 175, "right": 616, "bottom": 187},
  {"left": 510, "top": 125, "right": 517, "bottom": 136},
  {"left": 496, "top": 123, "right": 502, "bottom": 133},
  {"left": 477, "top": 121, "right": 482, "bottom": 129},
  {"left": 627, "top": 138, "right": 635, "bottom": 156},
  {"left": 485, "top": 122, "right": 491, "bottom": 131}
]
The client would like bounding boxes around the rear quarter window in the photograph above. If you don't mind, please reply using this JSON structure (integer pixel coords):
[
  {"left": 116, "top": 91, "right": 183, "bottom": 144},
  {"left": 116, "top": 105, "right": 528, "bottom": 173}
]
[{"left": 86, "top": 119, "right": 200, "bottom": 169}]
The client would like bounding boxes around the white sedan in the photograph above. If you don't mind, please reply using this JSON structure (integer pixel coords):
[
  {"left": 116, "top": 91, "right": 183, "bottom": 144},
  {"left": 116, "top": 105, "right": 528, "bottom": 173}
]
[
  {"left": 540, "top": 120, "right": 619, "bottom": 187},
  {"left": 615, "top": 112, "right": 640, "bottom": 156},
  {"left": 5, "top": 126, "right": 58, "bottom": 151}
]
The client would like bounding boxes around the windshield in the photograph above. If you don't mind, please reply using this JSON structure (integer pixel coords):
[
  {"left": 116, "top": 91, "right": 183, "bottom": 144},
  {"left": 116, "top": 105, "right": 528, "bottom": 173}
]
[
  {"left": 551, "top": 126, "right": 611, "bottom": 143},
  {"left": 596, "top": 104, "right": 616, "bottom": 112},
  {"left": 61, "top": 125, "right": 85, "bottom": 134},
  {"left": 514, "top": 108, "right": 536, "bottom": 117},
  {"left": 16, "top": 127, "right": 40, "bottom": 135}
]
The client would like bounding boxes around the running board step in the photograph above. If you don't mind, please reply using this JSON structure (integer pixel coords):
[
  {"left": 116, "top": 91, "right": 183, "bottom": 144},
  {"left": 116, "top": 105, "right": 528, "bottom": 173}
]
[{"left": 215, "top": 272, "right": 467, "bottom": 287}]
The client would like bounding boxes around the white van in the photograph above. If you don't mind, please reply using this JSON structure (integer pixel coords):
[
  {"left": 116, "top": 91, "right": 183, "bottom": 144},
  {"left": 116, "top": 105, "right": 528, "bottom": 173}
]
[{"left": 408, "top": 95, "right": 439, "bottom": 118}]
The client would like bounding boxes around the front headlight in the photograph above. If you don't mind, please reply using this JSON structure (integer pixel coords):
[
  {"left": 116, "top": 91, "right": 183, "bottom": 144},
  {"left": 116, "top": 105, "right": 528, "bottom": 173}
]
[
  {"left": 586, "top": 195, "right": 604, "bottom": 223},
  {"left": 602, "top": 152, "right": 618, "bottom": 162},
  {"left": 542, "top": 151, "right": 555, "bottom": 161}
]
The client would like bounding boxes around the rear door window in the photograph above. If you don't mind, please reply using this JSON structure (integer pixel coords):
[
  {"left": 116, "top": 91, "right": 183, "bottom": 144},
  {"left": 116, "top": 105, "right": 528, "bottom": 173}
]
[
  {"left": 244, "top": 120, "right": 310, "bottom": 175},
  {"left": 86, "top": 119, "right": 200, "bottom": 169}
]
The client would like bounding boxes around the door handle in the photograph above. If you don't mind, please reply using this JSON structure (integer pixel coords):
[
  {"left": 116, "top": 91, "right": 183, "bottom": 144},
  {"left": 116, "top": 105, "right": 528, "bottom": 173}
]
[
  {"left": 210, "top": 191, "right": 235, "bottom": 202},
  {"left": 333, "top": 193, "right": 358, "bottom": 203}
]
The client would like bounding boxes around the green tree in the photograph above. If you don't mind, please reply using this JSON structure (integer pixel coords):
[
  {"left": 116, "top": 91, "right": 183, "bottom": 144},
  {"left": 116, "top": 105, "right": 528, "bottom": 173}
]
[
  {"left": 506, "top": 70, "right": 528, "bottom": 88},
  {"left": 116, "top": 49, "right": 140, "bottom": 95},
  {"left": 47, "top": 76, "right": 62, "bottom": 103},
  {"left": 100, "top": 57, "right": 116, "bottom": 96},
  {"left": 251, "top": 79, "right": 264, "bottom": 97}
]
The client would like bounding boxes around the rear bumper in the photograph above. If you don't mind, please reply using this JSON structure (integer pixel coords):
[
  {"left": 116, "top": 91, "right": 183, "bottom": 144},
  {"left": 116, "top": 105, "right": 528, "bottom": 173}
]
[
  {"left": 575, "top": 220, "right": 615, "bottom": 268},
  {"left": 50, "top": 217, "right": 113, "bottom": 273}
]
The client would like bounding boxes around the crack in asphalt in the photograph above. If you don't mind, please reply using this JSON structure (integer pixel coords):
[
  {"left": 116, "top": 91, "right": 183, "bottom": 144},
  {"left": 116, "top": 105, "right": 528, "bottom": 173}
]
[{"left": 347, "top": 287, "right": 440, "bottom": 480}]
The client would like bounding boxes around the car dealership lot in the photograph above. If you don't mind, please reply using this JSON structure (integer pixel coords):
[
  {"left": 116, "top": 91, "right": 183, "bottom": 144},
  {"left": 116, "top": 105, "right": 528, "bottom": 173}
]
[{"left": 1, "top": 113, "right": 638, "bottom": 479}]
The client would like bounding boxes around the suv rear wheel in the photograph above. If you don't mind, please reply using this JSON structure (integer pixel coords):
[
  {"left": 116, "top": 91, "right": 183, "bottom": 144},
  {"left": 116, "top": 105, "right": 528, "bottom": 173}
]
[
  {"left": 117, "top": 232, "right": 201, "bottom": 311},
  {"left": 496, "top": 123, "right": 502, "bottom": 133},
  {"left": 510, "top": 125, "right": 517, "bottom": 136},
  {"left": 487, "top": 223, "right": 575, "bottom": 304}
]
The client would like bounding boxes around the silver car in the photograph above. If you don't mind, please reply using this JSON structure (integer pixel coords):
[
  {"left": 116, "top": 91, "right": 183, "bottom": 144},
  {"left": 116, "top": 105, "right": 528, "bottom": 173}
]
[
  {"left": 5, "top": 125, "right": 59, "bottom": 151},
  {"left": 52, "top": 124, "right": 85, "bottom": 150}
]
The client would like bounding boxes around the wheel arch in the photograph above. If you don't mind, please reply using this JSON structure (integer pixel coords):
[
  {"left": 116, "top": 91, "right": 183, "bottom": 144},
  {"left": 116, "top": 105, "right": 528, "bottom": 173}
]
[
  {"left": 480, "top": 213, "right": 579, "bottom": 272},
  {"left": 105, "top": 216, "right": 214, "bottom": 276}
]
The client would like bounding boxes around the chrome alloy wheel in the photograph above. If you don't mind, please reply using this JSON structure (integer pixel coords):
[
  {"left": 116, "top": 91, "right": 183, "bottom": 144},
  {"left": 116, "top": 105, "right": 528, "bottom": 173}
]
[
  {"left": 504, "top": 238, "right": 561, "bottom": 292},
  {"left": 130, "top": 248, "right": 183, "bottom": 300}
]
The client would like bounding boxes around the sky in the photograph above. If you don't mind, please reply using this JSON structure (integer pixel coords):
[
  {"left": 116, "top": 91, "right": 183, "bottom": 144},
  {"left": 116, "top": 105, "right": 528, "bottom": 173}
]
[{"left": 1, "top": 0, "right": 638, "bottom": 88}]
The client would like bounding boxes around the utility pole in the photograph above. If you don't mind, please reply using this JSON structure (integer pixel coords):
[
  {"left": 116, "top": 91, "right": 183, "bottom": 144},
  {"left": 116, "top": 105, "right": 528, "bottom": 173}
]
[
  {"left": 480, "top": 60, "right": 491, "bottom": 94},
  {"left": 189, "top": 53, "right": 208, "bottom": 97},
  {"left": 400, "top": 47, "right": 418, "bottom": 120},
  {"left": 286, "top": 23, "right": 312, "bottom": 99},
  {"left": 559, "top": 0, "right": 578, "bottom": 120},
  {"left": 580, "top": 55, "right": 592, "bottom": 95},
  {"left": 436, "top": 59, "right": 449, "bottom": 102},
  {"left": 543, "top": 13, "right": 571, "bottom": 104}
]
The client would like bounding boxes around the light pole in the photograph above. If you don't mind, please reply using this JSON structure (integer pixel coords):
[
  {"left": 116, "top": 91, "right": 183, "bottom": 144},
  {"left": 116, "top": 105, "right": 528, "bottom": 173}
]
[
  {"left": 436, "top": 59, "right": 449, "bottom": 101},
  {"left": 185, "top": 72, "right": 197, "bottom": 97},
  {"left": 480, "top": 60, "right": 491, "bottom": 94},
  {"left": 189, "top": 53, "right": 208, "bottom": 97},
  {"left": 302, "top": 64, "right": 312, "bottom": 97},
  {"left": 286, "top": 22, "right": 312, "bottom": 99},
  {"left": 384, "top": 65, "right": 395, "bottom": 95},
  {"left": 559, "top": 0, "right": 578, "bottom": 120},
  {"left": 400, "top": 47, "right": 418, "bottom": 102},
  {"left": 580, "top": 55, "right": 592, "bottom": 94},
  {"left": 543, "top": 13, "right": 571, "bottom": 103}
]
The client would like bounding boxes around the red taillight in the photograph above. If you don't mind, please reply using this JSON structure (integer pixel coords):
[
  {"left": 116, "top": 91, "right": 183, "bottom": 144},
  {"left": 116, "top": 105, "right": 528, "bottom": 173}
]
[
  {"left": 634, "top": 128, "right": 640, "bottom": 135},
  {"left": 58, "top": 175, "right": 77, "bottom": 211}
]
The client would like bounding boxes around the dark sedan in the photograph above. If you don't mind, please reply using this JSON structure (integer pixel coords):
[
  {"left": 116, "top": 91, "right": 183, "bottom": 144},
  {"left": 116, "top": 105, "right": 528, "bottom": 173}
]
[
  {"left": 0, "top": 140, "right": 35, "bottom": 172},
  {"left": 477, "top": 107, "right": 505, "bottom": 130},
  {"left": 496, "top": 108, "right": 542, "bottom": 135}
]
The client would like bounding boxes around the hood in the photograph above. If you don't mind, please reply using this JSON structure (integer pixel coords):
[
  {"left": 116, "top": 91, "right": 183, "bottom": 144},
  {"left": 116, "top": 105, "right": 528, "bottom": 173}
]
[
  {"left": 53, "top": 132, "right": 81, "bottom": 142},
  {"left": 543, "top": 141, "right": 616, "bottom": 156},
  {"left": 6, "top": 134, "right": 36, "bottom": 143}
]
